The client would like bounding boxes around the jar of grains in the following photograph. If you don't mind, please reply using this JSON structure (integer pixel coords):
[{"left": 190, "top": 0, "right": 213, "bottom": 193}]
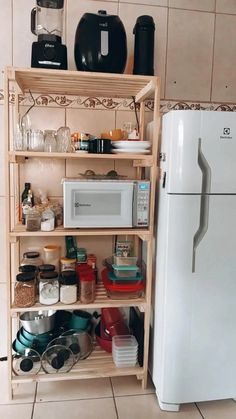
[
  {"left": 60, "top": 257, "right": 76, "bottom": 272},
  {"left": 60, "top": 271, "right": 77, "bottom": 304},
  {"left": 14, "top": 273, "right": 36, "bottom": 308},
  {"left": 39, "top": 271, "right": 59, "bottom": 305},
  {"left": 79, "top": 270, "right": 96, "bottom": 304}
]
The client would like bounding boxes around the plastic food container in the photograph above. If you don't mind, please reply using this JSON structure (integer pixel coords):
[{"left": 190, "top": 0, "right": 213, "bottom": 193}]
[
  {"left": 101, "top": 269, "right": 144, "bottom": 300},
  {"left": 113, "top": 256, "right": 138, "bottom": 266},
  {"left": 112, "top": 265, "right": 139, "bottom": 278},
  {"left": 112, "top": 335, "right": 138, "bottom": 368},
  {"left": 108, "top": 271, "right": 143, "bottom": 285}
]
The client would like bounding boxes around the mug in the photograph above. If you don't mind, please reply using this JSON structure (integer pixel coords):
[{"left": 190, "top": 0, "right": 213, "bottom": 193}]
[
  {"left": 88, "top": 138, "right": 111, "bottom": 154},
  {"left": 69, "top": 310, "right": 92, "bottom": 330}
]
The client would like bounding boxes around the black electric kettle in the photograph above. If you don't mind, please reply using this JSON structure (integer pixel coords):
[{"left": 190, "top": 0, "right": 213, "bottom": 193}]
[{"left": 74, "top": 10, "right": 127, "bottom": 73}]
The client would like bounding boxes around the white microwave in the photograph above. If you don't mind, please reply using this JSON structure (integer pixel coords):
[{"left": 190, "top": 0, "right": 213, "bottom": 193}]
[{"left": 63, "top": 179, "right": 150, "bottom": 228}]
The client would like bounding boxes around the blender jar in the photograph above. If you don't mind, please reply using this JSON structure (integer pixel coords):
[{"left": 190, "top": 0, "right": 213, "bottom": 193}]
[{"left": 31, "top": 1, "right": 64, "bottom": 41}]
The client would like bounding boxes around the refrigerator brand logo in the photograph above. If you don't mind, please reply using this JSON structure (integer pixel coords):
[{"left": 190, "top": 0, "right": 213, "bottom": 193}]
[
  {"left": 75, "top": 202, "right": 91, "bottom": 207},
  {"left": 220, "top": 128, "right": 232, "bottom": 140}
]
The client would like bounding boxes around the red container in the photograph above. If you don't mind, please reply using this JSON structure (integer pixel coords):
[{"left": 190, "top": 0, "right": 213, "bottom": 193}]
[
  {"left": 95, "top": 322, "right": 112, "bottom": 353},
  {"left": 101, "top": 268, "right": 144, "bottom": 299}
]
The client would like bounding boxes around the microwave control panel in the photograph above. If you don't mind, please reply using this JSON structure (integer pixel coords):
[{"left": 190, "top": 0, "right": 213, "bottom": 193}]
[{"left": 133, "top": 181, "right": 150, "bottom": 227}]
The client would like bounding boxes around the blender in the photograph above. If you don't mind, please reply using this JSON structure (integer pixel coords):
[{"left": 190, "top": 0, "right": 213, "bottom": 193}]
[{"left": 31, "top": 0, "right": 67, "bottom": 70}]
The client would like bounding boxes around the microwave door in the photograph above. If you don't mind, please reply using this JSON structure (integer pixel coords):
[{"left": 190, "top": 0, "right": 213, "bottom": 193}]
[{"left": 63, "top": 181, "right": 134, "bottom": 228}]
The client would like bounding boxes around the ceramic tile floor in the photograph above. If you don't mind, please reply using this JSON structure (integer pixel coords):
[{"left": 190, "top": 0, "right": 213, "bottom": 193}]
[{"left": 1, "top": 362, "right": 236, "bottom": 419}]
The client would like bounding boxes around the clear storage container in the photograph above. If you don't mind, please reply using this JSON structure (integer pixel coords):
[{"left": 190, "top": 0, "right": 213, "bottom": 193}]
[
  {"left": 113, "top": 255, "right": 138, "bottom": 266},
  {"left": 60, "top": 271, "right": 77, "bottom": 304},
  {"left": 43, "top": 245, "right": 61, "bottom": 272},
  {"left": 112, "top": 265, "right": 139, "bottom": 278},
  {"left": 14, "top": 272, "right": 36, "bottom": 308},
  {"left": 20, "top": 251, "right": 43, "bottom": 267},
  {"left": 79, "top": 271, "right": 96, "bottom": 304},
  {"left": 39, "top": 271, "right": 59, "bottom": 305}
]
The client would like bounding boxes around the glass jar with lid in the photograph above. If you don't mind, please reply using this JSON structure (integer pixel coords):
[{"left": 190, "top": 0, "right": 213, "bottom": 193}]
[
  {"left": 39, "top": 271, "right": 59, "bottom": 305},
  {"left": 79, "top": 270, "right": 96, "bottom": 304},
  {"left": 26, "top": 208, "right": 41, "bottom": 231},
  {"left": 20, "top": 251, "right": 43, "bottom": 267},
  {"left": 14, "top": 272, "right": 36, "bottom": 308},
  {"left": 44, "top": 130, "right": 57, "bottom": 152},
  {"left": 43, "top": 245, "right": 61, "bottom": 272},
  {"left": 60, "top": 257, "right": 76, "bottom": 272},
  {"left": 60, "top": 271, "right": 77, "bottom": 304}
]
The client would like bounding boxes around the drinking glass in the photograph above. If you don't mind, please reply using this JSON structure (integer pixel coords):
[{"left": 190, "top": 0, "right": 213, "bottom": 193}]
[
  {"left": 44, "top": 130, "right": 57, "bottom": 152},
  {"left": 56, "top": 126, "right": 71, "bottom": 152},
  {"left": 28, "top": 129, "right": 44, "bottom": 151}
]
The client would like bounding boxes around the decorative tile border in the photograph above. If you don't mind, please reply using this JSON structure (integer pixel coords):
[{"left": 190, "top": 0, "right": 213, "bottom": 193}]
[{"left": 1, "top": 90, "right": 236, "bottom": 113}]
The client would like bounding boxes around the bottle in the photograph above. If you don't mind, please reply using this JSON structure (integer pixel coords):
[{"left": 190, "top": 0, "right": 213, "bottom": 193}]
[
  {"left": 133, "top": 15, "right": 155, "bottom": 76},
  {"left": 20, "top": 183, "right": 30, "bottom": 223},
  {"left": 22, "top": 189, "right": 34, "bottom": 225}
]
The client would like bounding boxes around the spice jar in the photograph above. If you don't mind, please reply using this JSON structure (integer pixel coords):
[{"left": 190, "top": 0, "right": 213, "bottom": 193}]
[
  {"left": 14, "top": 273, "right": 36, "bottom": 308},
  {"left": 39, "top": 271, "right": 59, "bottom": 305},
  {"left": 43, "top": 245, "right": 60, "bottom": 272},
  {"left": 41, "top": 208, "right": 55, "bottom": 231},
  {"left": 60, "top": 257, "right": 76, "bottom": 272},
  {"left": 20, "top": 251, "right": 43, "bottom": 267},
  {"left": 60, "top": 271, "right": 77, "bottom": 304},
  {"left": 79, "top": 270, "right": 96, "bottom": 304}
]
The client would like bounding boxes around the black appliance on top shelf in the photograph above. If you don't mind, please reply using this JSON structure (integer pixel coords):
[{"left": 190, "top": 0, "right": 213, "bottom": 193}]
[
  {"left": 74, "top": 10, "right": 127, "bottom": 73},
  {"left": 133, "top": 15, "right": 155, "bottom": 76},
  {"left": 31, "top": 0, "right": 67, "bottom": 70}
]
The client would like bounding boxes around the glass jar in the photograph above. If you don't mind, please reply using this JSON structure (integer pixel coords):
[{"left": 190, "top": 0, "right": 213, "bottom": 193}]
[
  {"left": 14, "top": 273, "right": 36, "bottom": 308},
  {"left": 57, "top": 126, "right": 71, "bottom": 153},
  {"left": 38, "top": 264, "right": 55, "bottom": 274},
  {"left": 60, "top": 271, "right": 77, "bottom": 304},
  {"left": 41, "top": 208, "right": 55, "bottom": 231},
  {"left": 28, "top": 129, "right": 44, "bottom": 151},
  {"left": 26, "top": 208, "right": 41, "bottom": 231},
  {"left": 39, "top": 271, "right": 59, "bottom": 305},
  {"left": 43, "top": 245, "right": 60, "bottom": 272},
  {"left": 44, "top": 130, "right": 57, "bottom": 152},
  {"left": 79, "top": 271, "right": 96, "bottom": 304},
  {"left": 60, "top": 257, "right": 76, "bottom": 272},
  {"left": 20, "top": 251, "right": 43, "bottom": 267}
]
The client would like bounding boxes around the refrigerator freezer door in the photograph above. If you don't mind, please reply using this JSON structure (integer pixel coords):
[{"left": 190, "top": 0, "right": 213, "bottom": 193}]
[
  {"left": 153, "top": 193, "right": 236, "bottom": 404},
  {"left": 162, "top": 110, "right": 236, "bottom": 194}
]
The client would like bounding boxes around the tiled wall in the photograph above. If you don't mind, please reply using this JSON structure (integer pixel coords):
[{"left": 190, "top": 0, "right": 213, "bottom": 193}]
[{"left": 1, "top": 0, "right": 236, "bottom": 356}]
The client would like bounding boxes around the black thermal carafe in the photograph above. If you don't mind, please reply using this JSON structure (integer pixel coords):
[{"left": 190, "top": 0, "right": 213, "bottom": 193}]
[{"left": 133, "top": 15, "right": 155, "bottom": 76}]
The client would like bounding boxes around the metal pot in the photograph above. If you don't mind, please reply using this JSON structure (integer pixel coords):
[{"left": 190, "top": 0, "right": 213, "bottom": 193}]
[{"left": 20, "top": 310, "right": 56, "bottom": 334}]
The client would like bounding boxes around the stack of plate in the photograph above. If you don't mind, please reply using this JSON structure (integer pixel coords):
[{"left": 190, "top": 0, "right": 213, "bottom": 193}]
[
  {"left": 112, "top": 335, "right": 138, "bottom": 368},
  {"left": 111, "top": 141, "right": 151, "bottom": 155}
]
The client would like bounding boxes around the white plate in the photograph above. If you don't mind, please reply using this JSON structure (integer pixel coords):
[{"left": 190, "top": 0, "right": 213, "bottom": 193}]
[
  {"left": 111, "top": 141, "right": 151, "bottom": 149},
  {"left": 112, "top": 149, "right": 150, "bottom": 154}
]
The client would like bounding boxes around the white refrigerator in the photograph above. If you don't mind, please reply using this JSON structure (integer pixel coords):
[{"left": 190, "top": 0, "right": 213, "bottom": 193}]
[{"left": 151, "top": 110, "right": 236, "bottom": 411}]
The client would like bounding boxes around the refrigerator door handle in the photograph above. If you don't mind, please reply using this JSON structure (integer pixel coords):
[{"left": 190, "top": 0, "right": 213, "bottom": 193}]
[{"left": 192, "top": 138, "right": 211, "bottom": 273}]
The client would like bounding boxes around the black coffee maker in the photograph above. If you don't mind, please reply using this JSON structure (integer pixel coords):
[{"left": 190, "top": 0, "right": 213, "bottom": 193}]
[
  {"left": 133, "top": 15, "right": 155, "bottom": 76},
  {"left": 31, "top": 0, "right": 67, "bottom": 70}
]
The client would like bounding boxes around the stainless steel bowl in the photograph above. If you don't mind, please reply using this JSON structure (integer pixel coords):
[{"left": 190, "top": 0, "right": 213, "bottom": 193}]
[{"left": 20, "top": 310, "right": 56, "bottom": 334}]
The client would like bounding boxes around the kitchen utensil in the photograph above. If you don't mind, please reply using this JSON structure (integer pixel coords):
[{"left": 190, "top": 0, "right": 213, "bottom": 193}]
[
  {"left": 20, "top": 310, "right": 56, "bottom": 334},
  {"left": 47, "top": 336, "right": 81, "bottom": 363},
  {"left": 95, "top": 322, "right": 112, "bottom": 353},
  {"left": 12, "top": 348, "right": 41, "bottom": 376},
  {"left": 69, "top": 310, "right": 92, "bottom": 330},
  {"left": 42, "top": 344, "right": 74, "bottom": 373},
  {"left": 31, "top": 0, "right": 67, "bottom": 69},
  {"left": 61, "top": 330, "right": 93, "bottom": 360}
]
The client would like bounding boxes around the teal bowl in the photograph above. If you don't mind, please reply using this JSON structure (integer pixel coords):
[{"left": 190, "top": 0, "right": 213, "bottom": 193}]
[
  {"left": 18, "top": 329, "right": 33, "bottom": 347},
  {"left": 13, "top": 337, "right": 30, "bottom": 355}
]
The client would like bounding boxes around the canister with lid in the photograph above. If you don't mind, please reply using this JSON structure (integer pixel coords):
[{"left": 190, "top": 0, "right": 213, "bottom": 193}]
[
  {"left": 60, "top": 271, "right": 77, "bottom": 304},
  {"left": 43, "top": 245, "right": 60, "bottom": 272},
  {"left": 39, "top": 271, "right": 59, "bottom": 305},
  {"left": 79, "top": 270, "right": 96, "bottom": 304},
  {"left": 14, "top": 272, "right": 36, "bottom": 308},
  {"left": 60, "top": 257, "right": 76, "bottom": 271},
  {"left": 20, "top": 251, "right": 43, "bottom": 267}
]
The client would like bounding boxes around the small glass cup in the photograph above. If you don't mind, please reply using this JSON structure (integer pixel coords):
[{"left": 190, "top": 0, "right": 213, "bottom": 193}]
[
  {"left": 56, "top": 126, "right": 71, "bottom": 153},
  {"left": 28, "top": 129, "right": 44, "bottom": 151},
  {"left": 44, "top": 130, "right": 57, "bottom": 152}
]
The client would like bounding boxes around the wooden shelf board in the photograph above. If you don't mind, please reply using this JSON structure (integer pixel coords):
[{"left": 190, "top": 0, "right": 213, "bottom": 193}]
[
  {"left": 12, "top": 344, "right": 144, "bottom": 383},
  {"left": 9, "top": 151, "right": 153, "bottom": 165},
  {"left": 10, "top": 280, "right": 146, "bottom": 313},
  {"left": 7, "top": 67, "right": 159, "bottom": 100},
  {"left": 10, "top": 225, "right": 151, "bottom": 240}
]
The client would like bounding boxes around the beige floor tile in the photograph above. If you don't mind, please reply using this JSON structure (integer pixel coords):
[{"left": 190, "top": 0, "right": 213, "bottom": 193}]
[
  {"left": 0, "top": 362, "right": 36, "bottom": 404},
  {"left": 0, "top": 403, "right": 33, "bottom": 419},
  {"left": 115, "top": 394, "right": 202, "bottom": 418},
  {"left": 36, "top": 378, "right": 112, "bottom": 402},
  {"left": 34, "top": 398, "right": 117, "bottom": 419},
  {"left": 111, "top": 375, "right": 155, "bottom": 396},
  {"left": 197, "top": 399, "right": 236, "bottom": 419}
]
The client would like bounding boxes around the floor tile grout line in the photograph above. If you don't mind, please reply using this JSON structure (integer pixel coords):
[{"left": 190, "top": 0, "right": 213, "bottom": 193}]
[
  {"left": 110, "top": 378, "right": 119, "bottom": 419},
  {"left": 195, "top": 402, "right": 205, "bottom": 419},
  {"left": 35, "top": 395, "right": 116, "bottom": 404}
]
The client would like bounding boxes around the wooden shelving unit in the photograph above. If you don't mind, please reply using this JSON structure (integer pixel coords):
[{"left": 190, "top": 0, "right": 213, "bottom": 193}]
[{"left": 4, "top": 67, "right": 160, "bottom": 398}]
